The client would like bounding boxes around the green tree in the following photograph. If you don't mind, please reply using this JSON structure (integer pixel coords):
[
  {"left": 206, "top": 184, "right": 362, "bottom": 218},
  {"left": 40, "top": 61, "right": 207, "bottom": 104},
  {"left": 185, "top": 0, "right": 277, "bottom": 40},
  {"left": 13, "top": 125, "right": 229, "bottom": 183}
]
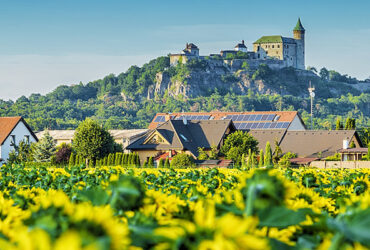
[
  {"left": 335, "top": 118, "right": 343, "bottom": 130},
  {"left": 170, "top": 153, "right": 194, "bottom": 168},
  {"left": 147, "top": 157, "right": 154, "bottom": 168},
  {"left": 319, "top": 67, "right": 329, "bottom": 81},
  {"left": 158, "top": 158, "right": 164, "bottom": 168},
  {"left": 259, "top": 150, "right": 264, "bottom": 167},
  {"left": 73, "top": 119, "right": 116, "bottom": 166},
  {"left": 349, "top": 141, "right": 356, "bottom": 148},
  {"left": 221, "top": 131, "right": 258, "bottom": 165},
  {"left": 69, "top": 152, "right": 75, "bottom": 167},
  {"left": 272, "top": 140, "right": 282, "bottom": 164},
  {"left": 197, "top": 147, "right": 209, "bottom": 160},
  {"left": 209, "top": 145, "right": 218, "bottom": 160},
  {"left": 264, "top": 141, "right": 272, "bottom": 167},
  {"left": 164, "top": 158, "right": 170, "bottom": 168},
  {"left": 345, "top": 118, "right": 356, "bottom": 130},
  {"left": 33, "top": 131, "right": 56, "bottom": 162}
]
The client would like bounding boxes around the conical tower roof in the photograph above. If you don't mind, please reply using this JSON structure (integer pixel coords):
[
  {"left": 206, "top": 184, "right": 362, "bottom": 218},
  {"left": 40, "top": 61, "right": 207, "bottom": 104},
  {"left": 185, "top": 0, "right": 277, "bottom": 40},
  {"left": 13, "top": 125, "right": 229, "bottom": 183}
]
[{"left": 293, "top": 18, "right": 305, "bottom": 31}]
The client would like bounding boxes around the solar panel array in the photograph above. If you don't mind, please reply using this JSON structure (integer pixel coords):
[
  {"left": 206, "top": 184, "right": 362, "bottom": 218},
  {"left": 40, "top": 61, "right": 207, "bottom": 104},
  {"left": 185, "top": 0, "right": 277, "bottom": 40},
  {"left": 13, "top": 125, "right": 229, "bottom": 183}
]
[
  {"left": 175, "top": 115, "right": 210, "bottom": 120},
  {"left": 225, "top": 114, "right": 276, "bottom": 122},
  {"left": 153, "top": 113, "right": 290, "bottom": 130},
  {"left": 234, "top": 122, "right": 290, "bottom": 130}
]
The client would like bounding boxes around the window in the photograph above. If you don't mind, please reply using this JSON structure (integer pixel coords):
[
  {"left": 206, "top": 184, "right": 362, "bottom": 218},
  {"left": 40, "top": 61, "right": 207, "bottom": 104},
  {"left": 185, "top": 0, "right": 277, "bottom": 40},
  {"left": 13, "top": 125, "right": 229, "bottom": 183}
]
[
  {"left": 277, "top": 45, "right": 280, "bottom": 48},
  {"left": 179, "top": 133, "right": 188, "bottom": 142},
  {"left": 11, "top": 135, "right": 16, "bottom": 147},
  {"left": 24, "top": 135, "right": 30, "bottom": 144},
  {"left": 272, "top": 45, "right": 274, "bottom": 48}
]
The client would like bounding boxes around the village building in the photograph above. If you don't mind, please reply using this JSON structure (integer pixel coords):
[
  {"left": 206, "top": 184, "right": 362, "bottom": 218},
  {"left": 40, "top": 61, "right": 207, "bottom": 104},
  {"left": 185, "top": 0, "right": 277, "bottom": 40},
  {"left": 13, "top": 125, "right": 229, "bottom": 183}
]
[
  {"left": 338, "top": 148, "right": 368, "bottom": 161},
  {"left": 148, "top": 111, "right": 306, "bottom": 131},
  {"left": 127, "top": 119, "right": 236, "bottom": 163},
  {"left": 0, "top": 117, "right": 38, "bottom": 163},
  {"left": 36, "top": 129, "right": 147, "bottom": 152}
]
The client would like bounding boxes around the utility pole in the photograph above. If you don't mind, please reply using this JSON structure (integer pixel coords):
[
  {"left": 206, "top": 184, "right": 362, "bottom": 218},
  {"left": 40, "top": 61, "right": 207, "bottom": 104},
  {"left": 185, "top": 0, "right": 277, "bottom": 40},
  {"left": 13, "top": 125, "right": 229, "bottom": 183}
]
[{"left": 308, "top": 81, "right": 315, "bottom": 130}]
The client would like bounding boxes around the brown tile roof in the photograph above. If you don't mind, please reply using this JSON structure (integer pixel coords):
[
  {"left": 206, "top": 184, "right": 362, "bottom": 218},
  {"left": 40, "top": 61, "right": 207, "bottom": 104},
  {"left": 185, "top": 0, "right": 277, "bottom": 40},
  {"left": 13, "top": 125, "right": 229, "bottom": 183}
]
[
  {"left": 148, "top": 111, "right": 301, "bottom": 129},
  {"left": 279, "top": 130, "right": 361, "bottom": 158},
  {"left": 290, "top": 158, "right": 319, "bottom": 165},
  {"left": 338, "top": 148, "right": 368, "bottom": 153},
  {"left": 0, "top": 116, "right": 37, "bottom": 145},
  {"left": 248, "top": 129, "right": 287, "bottom": 151},
  {"left": 128, "top": 119, "right": 235, "bottom": 157}
]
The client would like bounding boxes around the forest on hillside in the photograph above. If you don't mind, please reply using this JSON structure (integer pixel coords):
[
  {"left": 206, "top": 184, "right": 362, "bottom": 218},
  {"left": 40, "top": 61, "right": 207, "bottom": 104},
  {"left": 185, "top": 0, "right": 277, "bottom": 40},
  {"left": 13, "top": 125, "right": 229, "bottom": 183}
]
[{"left": 0, "top": 56, "right": 369, "bottom": 132}]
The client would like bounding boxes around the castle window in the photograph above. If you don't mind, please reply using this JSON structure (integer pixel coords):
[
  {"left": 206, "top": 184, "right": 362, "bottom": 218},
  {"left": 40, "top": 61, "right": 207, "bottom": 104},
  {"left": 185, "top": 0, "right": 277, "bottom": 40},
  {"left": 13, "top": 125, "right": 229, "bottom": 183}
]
[
  {"left": 278, "top": 45, "right": 280, "bottom": 48},
  {"left": 272, "top": 45, "right": 274, "bottom": 48}
]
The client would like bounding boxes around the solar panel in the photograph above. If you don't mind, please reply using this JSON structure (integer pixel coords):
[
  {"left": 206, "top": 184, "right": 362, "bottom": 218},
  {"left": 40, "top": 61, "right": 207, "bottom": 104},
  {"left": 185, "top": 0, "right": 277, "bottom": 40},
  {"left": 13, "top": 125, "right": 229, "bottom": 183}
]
[
  {"left": 255, "top": 115, "right": 263, "bottom": 121},
  {"left": 250, "top": 123, "right": 258, "bottom": 129},
  {"left": 267, "top": 114, "right": 276, "bottom": 121},
  {"left": 245, "top": 123, "right": 252, "bottom": 129},
  {"left": 242, "top": 115, "right": 250, "bottom": 121},
  {"left": 281, "top": 122, "right": 290, "bottom": 128},
  {"left": 154, "top": 116, "right": 164, "bottom": 122},
  {"left": 270, "top": 122, "right": 277, "bottom": 129},
  {"left": 275, "top": 122, "right": 283, "bottom": 129},
  {"left": 263, "top": 122, "right": 272, "bottom": 129},
  {"left": 234, "top": 123, "right": 241, "bottom": 129},
  {"left": 225, "top": 115, "right": 232, "bottom": 119},
  {"left": 261, "top": 114, "right": 269, "bottom": 121},
  {"left": 240, "top": 123, "right": 247, "bottom": 130},
  {"left": 235, "top": 115, "right": 242, "bottom": 121},
  {"left": 257, "top": 123, "right": 265, "bottom": 129},
  {"left": 249, "top": 114, "right": 257, "bottom": 121}
]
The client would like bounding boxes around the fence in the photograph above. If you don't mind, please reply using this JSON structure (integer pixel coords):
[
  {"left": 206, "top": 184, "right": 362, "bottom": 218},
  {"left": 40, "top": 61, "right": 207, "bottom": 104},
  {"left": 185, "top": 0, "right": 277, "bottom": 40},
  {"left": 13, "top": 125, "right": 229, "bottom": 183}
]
[{"left": 310, "top": 161, "right": 370, "bottom": 169}]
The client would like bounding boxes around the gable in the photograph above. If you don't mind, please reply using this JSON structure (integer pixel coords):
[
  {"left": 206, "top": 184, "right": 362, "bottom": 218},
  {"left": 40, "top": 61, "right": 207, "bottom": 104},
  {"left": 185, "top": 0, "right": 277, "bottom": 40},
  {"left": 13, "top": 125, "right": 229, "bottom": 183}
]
[{"left": 143, "top": 131, "right": 169, "bottom": 145}]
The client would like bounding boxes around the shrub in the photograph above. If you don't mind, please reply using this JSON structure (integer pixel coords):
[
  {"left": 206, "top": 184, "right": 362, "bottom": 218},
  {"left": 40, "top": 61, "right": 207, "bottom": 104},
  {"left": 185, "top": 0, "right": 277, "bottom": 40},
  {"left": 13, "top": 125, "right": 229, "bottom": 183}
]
[{"left": 170, "top": 153, "right": 194, "bottom": 168}]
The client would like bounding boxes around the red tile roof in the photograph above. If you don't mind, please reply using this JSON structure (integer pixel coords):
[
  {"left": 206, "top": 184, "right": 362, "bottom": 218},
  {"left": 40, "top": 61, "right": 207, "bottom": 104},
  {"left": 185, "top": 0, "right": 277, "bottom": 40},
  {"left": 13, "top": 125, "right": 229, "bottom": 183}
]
[
  {"left": 0, "top": 116, "right": 22, "bottom": 145},
  {"left": 148, "top": 111, "right": 300, "bottom": 129},
  {"left": 290, "top": 157, "right": 319, "bottom": 165}
]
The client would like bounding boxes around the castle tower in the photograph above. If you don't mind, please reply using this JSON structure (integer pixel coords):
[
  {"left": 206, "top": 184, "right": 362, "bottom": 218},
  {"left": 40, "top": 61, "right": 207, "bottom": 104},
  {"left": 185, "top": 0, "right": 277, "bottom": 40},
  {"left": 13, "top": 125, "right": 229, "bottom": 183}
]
[{"left": 293, "top": 18, "right": 305, "bottom": 70}]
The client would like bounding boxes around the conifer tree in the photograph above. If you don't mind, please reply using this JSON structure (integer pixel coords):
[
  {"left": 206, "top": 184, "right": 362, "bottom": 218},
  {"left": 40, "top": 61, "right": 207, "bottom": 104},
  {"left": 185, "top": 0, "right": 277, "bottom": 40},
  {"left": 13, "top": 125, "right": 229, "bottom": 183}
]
[
  {"left": 335, "top": 118, "right": 343, "bottom": 130},
  {"left": 127, "top": 154, "right": 133, "bottom": 167},
  {"left": 143, "top": 160, "right": 147, "bottom": 168},
  {"left": 259, "top": 150, "right": 264, "bottom": 167},
  {"left": 115, "top": 153, "right": 122, "bottom": 166},
  {"left": 241, "top": 153, "right": 247, "bottom": 168},
  {"left": 33, "top": 131, "right": 56, "bottom": 162},
  {"left": 135, "top": 153, "right": 140, "bottom": 167},
  {"left": 158, "top": 158, "right": 164, "bottom": 168},
  {"left": 264, "top": 142, "right": 272, "bottom": 167},
  {"left": 164, "top": 158, "right": 170, "bottom": 168},
  {"left": 148, "top": 157, "right": 154, "bottom": 168},
  {"left": 130, "top": 153, "right": 136, "bottom": 166},
  {"left": 69, "top": 152, "right": 75, "bottom": 167},
  {"left": 251, "top": 152, "right": 256, "bottom": 168},
  {"left": 247, "top": 148, "right": 252, "bottom": 168},
  {"left": 103, "top": 156, "right": 108, "bottom": 166}
]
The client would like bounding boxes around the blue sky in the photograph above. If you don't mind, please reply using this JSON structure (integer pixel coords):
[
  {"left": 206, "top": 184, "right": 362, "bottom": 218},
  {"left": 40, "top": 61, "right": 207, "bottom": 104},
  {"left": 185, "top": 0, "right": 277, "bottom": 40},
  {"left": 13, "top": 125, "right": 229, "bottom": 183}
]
[{"left": 1, "top": 0, "right": 369, "bottom": 100}]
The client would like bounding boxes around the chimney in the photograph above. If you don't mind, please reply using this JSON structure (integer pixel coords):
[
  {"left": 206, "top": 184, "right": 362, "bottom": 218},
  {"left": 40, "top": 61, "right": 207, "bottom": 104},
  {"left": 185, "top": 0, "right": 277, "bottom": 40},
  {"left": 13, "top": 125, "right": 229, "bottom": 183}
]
[
  {"left": 242, "top": 40, "right": 244, "bottom": 44},
  {"left": 343, "top": 139, "right": 349, "bottom": 149},
  {"left": 183, "top": 116, "right": 187, "bottom": 125}
]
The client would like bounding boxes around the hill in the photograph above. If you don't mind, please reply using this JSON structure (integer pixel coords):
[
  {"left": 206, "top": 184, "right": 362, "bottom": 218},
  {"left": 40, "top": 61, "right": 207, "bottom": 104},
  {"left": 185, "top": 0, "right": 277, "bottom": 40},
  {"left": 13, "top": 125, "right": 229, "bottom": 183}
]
[{"left": 0, "top": 56, "right": 369, "bottom": 131}]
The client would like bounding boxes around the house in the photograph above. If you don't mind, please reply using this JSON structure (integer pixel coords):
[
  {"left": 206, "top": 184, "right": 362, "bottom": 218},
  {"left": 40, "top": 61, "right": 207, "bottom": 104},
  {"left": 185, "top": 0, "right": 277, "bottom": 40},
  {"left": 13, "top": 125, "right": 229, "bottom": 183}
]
[
  {"left": 148, "top": 111, "right": 306, "bottom": 131},
  {"left": 36, "top": 129, "right": 148, "bottom": 152},
  {"left": 279, "top": 130, "right": 363, "bottom": 159},
  {"left": 0, "top": 116, "right": 38, "bottom": 163},
  {"left": 127, "top": 119, "right": 236, "bottom": 163},
  {"left": 338, "top": 148, "right": 368, "bottom": 161}
]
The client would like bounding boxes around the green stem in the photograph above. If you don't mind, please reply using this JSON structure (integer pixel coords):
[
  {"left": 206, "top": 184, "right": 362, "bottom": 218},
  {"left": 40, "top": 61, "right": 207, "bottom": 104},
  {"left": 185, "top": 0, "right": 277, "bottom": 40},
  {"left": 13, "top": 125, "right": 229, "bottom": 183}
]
[
  {"left": 329, "top": 233, "right": 343, "bottom": 250},
  {"left": 245, "top": 184, "right": 257, "bottom": 216}
]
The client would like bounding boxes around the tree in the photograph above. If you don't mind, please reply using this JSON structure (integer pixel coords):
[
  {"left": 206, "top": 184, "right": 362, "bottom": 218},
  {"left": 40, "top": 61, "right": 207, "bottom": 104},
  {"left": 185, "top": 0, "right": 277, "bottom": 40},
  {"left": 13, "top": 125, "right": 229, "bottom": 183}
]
[
  {"left": 272, "top": 140, "right": 282, "bottom": 164},
  {"left": 73, "top": 119, "right": 116, "bottom": 166},
  {"left": 319, "top": 67, "right": 329, "bottom": 81},
  {"left": 147, "top": 157, "right": 154, "bottom": 168},
  {"left": 259, "top": 150, "right": 264, "bottom": 167},
  {"left": 55, "top": 143, "right": 72, "bottom": 165},
  {"left": 349, "top": 141, "right": 356, "bottom": 148},
  {"left": 7, "top": 140, "right": 33, "bottom": 164},
  {"left": 345, "top": 118, "right": 356, "bottom": 130},
  {"left": 158, "top": 158, "right": 164, "bottom": 168},
  {"left": 164, "top": 158, "right": 170, "bottom": 168},
  {"left": 170, "top": 153, "right": 194, "bottom": 168},
  {"left": 197, "top": 147, "right": 209, "bottom": 160},
  {"left": 221, "top": 131, "right": 258, "bottom": 165},
  {"left": 69, "top": 152, "right": 75, "bottom": 167},
  {"left": 33, "top": 131, "right": 56, "bottom": 162},
  {"left": 209, "top": 145, "right": 218, "bottom": 160},
  {"left": 335, "top": 118, "right": 343, "bottom": 130},
  {"left": 264, "top": 141, "right": 272, "bottom": 167}
]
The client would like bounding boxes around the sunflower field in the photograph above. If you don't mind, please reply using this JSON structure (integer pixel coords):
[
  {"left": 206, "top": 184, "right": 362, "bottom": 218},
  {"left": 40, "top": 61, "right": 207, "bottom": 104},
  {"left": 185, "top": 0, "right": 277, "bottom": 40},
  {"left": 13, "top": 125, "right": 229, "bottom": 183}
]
[{"left": 0, "top": 164, "right": 369, "bottom": 250}]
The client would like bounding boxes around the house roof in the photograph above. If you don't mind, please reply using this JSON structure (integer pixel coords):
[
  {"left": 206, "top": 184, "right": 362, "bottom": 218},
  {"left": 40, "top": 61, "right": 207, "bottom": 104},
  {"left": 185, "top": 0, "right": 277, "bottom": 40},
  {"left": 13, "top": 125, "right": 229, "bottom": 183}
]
[
  {"left": 253, "top": 36, "right": 297, "bottom": 44},
  {"left": 0, "top": 116, "right": 37, "bottom": 145},
  {"left": 279, "top": 130, "right": 361, "bottom": 158},
  {"left": 248, "top": 129, "right": 287, "bottom": 152},
  {"left": 290, "top": 157, "right": 318, "bottom": 165},
  {"left": 186, "top": 43, "right": 199, "bottom": 49},
  {"left": 235, "top": 40, "right": 247, "bottom": 48},
  {"left": 128, "top": 119, "right": 235, "bottom": 157},
  {"left": 293, "top": 18, "right": 305, "bottom": 31},
  {"left": 36, "top": 129, "right": 148, "bottom": 141},
  {"left": 148, "top": 111, "right": 303, "bottom": 130},
  {"left": 338, "top": 148, "right": 368, "bottom": 154}
]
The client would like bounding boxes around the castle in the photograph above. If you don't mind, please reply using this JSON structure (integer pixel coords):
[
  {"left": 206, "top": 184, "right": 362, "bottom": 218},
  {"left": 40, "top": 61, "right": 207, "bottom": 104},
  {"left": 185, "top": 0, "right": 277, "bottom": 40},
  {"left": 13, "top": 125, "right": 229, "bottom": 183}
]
[{"left": 170, "top": 18, "right": 305, "bottom": 70}]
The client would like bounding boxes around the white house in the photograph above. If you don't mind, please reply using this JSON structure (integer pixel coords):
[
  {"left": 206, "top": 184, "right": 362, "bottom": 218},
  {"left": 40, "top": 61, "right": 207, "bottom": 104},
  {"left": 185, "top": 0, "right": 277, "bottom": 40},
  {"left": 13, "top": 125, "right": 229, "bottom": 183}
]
[{"left": 0, "top": 116, "right": 38, "bottom": 163}]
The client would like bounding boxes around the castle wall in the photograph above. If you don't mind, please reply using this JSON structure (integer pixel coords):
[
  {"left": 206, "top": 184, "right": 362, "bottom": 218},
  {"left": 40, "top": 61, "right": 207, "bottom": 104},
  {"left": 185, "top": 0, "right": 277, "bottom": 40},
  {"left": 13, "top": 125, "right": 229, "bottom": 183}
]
[
  {"left": 253, "top": 43, "right": 284, "bottom": 60},
  {"left": 283, "top": 43, "right": 297, "bottom": 68},
  {"left": 295, "top": 38, "right": 305, "bottom": 70}
]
